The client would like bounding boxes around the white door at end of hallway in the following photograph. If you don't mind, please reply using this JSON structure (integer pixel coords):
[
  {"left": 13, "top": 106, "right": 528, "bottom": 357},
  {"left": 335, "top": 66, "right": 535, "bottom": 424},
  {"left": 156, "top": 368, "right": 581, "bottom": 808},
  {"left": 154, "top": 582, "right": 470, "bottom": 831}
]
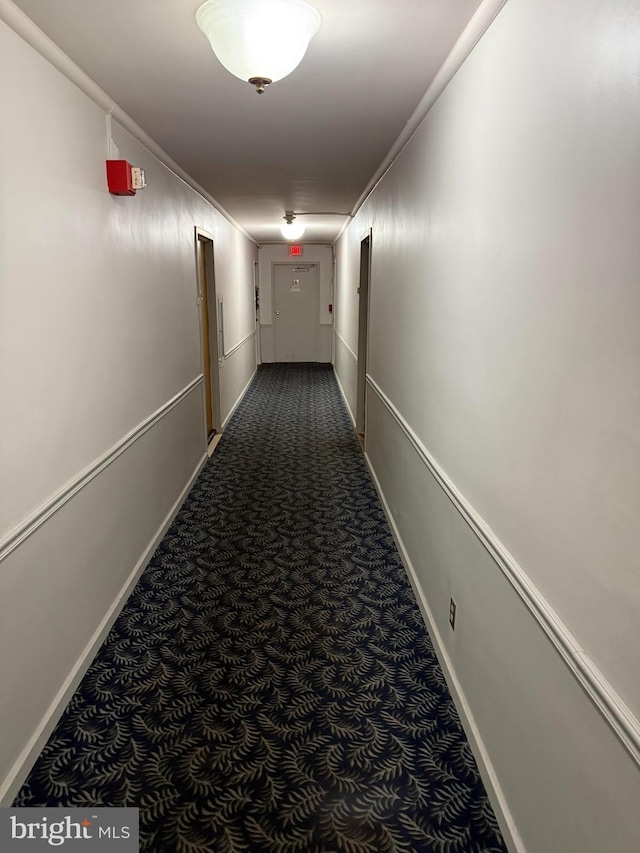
[{"left": 274, "top": 264, "right": 318, "bottom": 362}]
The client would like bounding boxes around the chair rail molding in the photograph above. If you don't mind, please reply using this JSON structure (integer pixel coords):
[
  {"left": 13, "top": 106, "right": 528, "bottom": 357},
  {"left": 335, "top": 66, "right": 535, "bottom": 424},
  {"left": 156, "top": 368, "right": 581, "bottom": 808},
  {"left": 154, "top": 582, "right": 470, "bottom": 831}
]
[
  {"left": 334, "top": 331, "right": 357, "bottom": 363},
  {"left": 0, "top": 376, "right": 204, "bottom": 565},
  {"left": 224, "top": 330, "right": 257, "bottom": 360},
  {"left": 366, "top": 373, "right": 640, "bottom": 768}
]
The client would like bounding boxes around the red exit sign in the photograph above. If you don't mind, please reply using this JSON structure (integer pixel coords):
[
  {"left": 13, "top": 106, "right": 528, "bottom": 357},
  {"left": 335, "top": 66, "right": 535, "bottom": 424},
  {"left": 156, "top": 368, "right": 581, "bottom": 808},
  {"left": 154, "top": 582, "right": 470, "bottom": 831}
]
[{"left": 289, "top": 245, "right": 303, "bottom": 256}]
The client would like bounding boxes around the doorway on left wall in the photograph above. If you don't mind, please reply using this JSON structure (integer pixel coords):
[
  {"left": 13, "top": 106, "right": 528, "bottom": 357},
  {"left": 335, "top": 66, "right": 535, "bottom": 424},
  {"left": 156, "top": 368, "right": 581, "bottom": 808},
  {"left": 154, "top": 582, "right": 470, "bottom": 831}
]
[{"left": 196, "top": 228, "right": 222, "bottom": 442}]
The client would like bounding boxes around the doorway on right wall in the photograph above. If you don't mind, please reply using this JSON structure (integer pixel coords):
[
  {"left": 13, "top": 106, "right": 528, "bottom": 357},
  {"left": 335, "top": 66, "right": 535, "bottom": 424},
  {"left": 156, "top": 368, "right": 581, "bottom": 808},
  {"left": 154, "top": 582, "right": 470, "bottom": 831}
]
[{"left": 356, "top": 231, "right": 372, "bottom": 448}]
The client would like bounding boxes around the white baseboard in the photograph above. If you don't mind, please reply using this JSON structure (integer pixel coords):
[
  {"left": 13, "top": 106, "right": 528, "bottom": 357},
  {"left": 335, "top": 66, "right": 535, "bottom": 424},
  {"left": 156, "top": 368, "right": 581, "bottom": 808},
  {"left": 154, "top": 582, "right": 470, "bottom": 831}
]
[
  {"left": 222, "top": 369, "right": 256, "bottom": 430},
  {"left": 333, "top": 366, "right": 356, "bottom": 429},
  {"left": 0, "top": 452, "right": 207, "bottom": 807},
  {"left": 363, "top": 452, "right": 526, "bottom": 853}
]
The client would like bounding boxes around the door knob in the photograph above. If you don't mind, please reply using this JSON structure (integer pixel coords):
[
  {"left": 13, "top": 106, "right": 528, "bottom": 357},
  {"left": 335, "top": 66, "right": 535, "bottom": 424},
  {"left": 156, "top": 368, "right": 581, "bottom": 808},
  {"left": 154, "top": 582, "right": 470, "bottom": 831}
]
[{"left": 276, "top": 311, "right": 280, "bottom": 315}]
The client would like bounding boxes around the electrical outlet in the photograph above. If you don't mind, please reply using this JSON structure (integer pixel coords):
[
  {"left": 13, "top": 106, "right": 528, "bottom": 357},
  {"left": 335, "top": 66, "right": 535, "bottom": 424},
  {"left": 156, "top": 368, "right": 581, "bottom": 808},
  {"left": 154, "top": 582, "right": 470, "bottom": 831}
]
[{"left": 449, "top": 597, "right": 457, "bottom": 630}]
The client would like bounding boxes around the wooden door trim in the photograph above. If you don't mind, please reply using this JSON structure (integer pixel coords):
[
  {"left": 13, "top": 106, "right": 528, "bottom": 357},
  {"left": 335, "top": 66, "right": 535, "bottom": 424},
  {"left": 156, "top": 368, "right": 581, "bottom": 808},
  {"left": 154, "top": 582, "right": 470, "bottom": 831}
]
[
  {"left": 356, "top": 229, "right": 372, "bottom": 437},
  {"left": 195, "top": 228, "right": 222, "bottom": 437}
]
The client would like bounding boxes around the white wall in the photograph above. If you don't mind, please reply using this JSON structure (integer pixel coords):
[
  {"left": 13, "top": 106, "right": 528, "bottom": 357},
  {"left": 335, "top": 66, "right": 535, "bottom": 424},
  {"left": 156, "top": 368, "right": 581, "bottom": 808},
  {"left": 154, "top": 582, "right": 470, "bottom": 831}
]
[
  {"left": 334, "top": 0, "right": 640, "bottom": 850},
  {"left": 258, "top": 243, "right": 333, "bottom": 362},
  {"left": 0, "top": 15, "right": 256, "bottom": 802}
]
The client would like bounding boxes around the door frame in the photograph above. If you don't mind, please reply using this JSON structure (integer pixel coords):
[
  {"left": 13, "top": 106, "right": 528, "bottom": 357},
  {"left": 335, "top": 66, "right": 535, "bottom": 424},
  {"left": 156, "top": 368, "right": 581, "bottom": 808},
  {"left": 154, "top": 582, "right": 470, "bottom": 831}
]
[
  {"left": 356, "top": 229, "right": 372, "bottom": 438},
  {"left": 272, "top": 262, "right": 319, "bottom": 362},
  {"left": 254, "top": 260, "right": 261, "bottom": 365},
  {"left": 195, "top": 228, "right": 222, "bottom": 441}
]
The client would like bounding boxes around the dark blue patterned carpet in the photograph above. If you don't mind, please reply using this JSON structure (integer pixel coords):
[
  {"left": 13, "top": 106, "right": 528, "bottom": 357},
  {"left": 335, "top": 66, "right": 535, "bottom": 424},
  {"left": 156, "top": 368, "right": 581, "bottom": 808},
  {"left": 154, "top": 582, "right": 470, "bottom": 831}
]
[{"left": 15, "top": 363, "right": 507, "bottom": 853}]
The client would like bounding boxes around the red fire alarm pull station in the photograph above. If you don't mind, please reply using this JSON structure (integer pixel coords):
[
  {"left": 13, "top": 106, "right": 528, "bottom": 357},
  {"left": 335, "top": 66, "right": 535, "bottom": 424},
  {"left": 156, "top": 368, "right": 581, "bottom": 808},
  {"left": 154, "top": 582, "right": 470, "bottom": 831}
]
[
  {"left": 289, "top": 245, "right": 303, "bottom": 257},
  {"left": 107, "top": 160, "right": 135, "bottom": 195},
  {"left": 106, "top": 160, "right": 147, "bottom": 196}
]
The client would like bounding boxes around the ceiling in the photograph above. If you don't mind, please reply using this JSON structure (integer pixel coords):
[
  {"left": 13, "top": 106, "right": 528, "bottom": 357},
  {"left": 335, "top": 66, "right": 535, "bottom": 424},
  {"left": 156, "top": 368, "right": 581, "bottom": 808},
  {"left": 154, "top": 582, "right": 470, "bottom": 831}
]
[{"left": 12, "top": 0, "right": 484, "bottom": 244}]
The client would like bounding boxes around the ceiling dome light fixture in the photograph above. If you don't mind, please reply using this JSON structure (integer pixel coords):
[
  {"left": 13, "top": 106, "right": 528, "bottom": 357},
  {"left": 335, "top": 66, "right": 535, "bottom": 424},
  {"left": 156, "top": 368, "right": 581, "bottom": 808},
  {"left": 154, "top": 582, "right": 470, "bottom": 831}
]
[
  {"left": 280, "top": 211, "right": 306, "bottom": 240},
  {"left": 279, "top": 208, "right": 353, "bottom": 240},
  {"left": 280, "top": 222, "right": 306, "bottom": 240},
  {"left": 196, "top": 0, "right": 321, "bottom": 94}
]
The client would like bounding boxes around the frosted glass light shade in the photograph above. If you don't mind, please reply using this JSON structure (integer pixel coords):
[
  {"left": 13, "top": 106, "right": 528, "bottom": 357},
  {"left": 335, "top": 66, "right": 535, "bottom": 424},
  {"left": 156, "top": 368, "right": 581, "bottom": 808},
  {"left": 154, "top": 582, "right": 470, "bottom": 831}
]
[
  {"left": 196, "top": 0, "right": 321, "bottom": 85},
  {"left": 280, "top": 222, "right": 306, "bottom": 240}
]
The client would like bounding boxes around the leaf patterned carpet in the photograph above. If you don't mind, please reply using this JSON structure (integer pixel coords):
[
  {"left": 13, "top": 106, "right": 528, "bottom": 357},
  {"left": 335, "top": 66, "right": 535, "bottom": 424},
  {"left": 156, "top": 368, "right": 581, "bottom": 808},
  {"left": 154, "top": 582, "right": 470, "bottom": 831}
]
[{"left": 15, "top": 363, "right": 507, "bottom": 853}]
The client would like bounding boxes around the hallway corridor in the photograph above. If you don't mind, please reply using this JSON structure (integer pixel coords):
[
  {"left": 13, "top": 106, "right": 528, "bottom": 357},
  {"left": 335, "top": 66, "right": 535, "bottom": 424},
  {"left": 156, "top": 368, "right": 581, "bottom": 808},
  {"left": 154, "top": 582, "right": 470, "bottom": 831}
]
[{"left": 15, "top": 364, "right": 506, "bottom": 853}]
